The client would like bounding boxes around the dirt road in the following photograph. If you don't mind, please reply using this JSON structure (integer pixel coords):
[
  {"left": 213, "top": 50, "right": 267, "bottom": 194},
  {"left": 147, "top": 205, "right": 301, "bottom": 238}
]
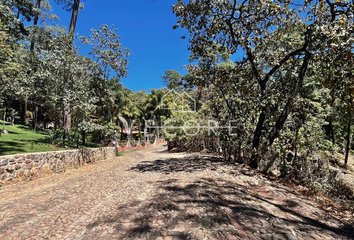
[{"left": 0, "top": 146, "right": 353, "bottom": 239}]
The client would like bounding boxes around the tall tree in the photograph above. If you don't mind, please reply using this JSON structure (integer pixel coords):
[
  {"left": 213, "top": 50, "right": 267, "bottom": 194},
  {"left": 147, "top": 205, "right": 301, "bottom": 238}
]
[
  {"left": 54, "top": 0, "right": 84, "bottom": 132},
  {"left": 161, "top": 70, "right": 183, "bottom": 91},
  {"left": 173, "top": 0, "right": 354, "bottom": 168}
]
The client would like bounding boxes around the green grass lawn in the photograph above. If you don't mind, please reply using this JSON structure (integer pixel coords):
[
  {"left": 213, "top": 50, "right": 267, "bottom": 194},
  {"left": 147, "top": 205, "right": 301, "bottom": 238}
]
[{"left": 0, "top": 121, "right": 102, "bottom": 156}]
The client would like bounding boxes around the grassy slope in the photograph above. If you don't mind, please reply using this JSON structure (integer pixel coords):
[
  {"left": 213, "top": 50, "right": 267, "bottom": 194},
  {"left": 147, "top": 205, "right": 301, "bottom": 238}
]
[{"left": 0, "top": 121, "right": 102, "bottom": 156}]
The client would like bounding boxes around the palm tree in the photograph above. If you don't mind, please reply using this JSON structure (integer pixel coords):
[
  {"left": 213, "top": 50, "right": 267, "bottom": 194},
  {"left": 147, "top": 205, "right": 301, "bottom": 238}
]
[{"left": 144, "top": 89, "right": 170, "bottom": 141}]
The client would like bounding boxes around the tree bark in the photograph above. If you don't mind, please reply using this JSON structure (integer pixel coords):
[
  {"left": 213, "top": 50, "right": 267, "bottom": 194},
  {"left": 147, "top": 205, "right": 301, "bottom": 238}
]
[
  {"left": 52, "top": 120, "right": 57, "bottom": 145},
  {"left": 24, "top": 96, "right": 28, "bottom": 120},
  {"left": 3, "top": 107, "right": 6, "bottom": 131},
  {"left": 329, "top": 93, "right": 336, "bottom": 145},
  {"left": 30, "top": 0, "right": 41, "bottom": 51},
  {"left": 196, "top": 86, "right": 203, "bottom": 111},
  {"left": 267, "top": 54, "right": 310, "bottom": 146},
  {"left": 344, "top": 108, "right": 352, "bottom": 167},
  {"left": 64, "top": 0, "right": 81, "bottom": 133},
  {"left": 62, "top": 107, "right": 66, "bottom": 145},
  {"left": 82, "top": 130, "right": 86, "bottom": 146},
  {"left": 252, "top": 110, "right": 266, "bottom": 149},
  {"left": 69, "top": 0, "right": 80, "bottom": 38},
  {"left": 34, "top": 105, "right": 38, "bottom": 132}
]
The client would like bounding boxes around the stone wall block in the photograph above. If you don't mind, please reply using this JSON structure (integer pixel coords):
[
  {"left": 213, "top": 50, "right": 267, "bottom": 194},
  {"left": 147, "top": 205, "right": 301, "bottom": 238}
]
[
  {"left": 1, "top": 159, "right": 9, "bottom": 166},
  {"left": 24, "top": 170, "right": 32, "bottom": 178},
  {"left": 1, "top": 173, "right": 7, "bottom": 181},
  {"left": 16, "top": 170, "right": 26, "bottom": 181},
  {"left": 26, "top": 163, "right": 33, "bottom": 170},
  {"left": 6, "top": 165, "right": 14, "bottom": 173},
  {"left": 31, "top": 168, "right": 40, "bottom": 175},
  {"left": 41, "top": 164, "right": 50, "bottom": 173},
  {"left": 7, "top": 172, "right": 15, "bottom": 180},
  {"left": 33, "top": 162, "right": 41, "bottom": 168}
]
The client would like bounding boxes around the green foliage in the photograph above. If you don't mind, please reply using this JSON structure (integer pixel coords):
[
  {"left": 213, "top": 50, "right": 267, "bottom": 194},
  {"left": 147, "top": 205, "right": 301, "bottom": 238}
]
[
  {"left": 0, "top": 0, "right": 36, "bottom": 38},
  {"left": 161, "top": 70, "right": 183, "bottom": 91},
  {"left": 80, "top": 24, "right": 130, "bottom": 81}
]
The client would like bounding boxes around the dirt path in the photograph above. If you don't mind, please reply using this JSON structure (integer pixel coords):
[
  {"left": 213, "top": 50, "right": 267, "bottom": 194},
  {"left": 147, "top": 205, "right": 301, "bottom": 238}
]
[{"left": 0, "top": 146, "right": 353, "bottom": 240}]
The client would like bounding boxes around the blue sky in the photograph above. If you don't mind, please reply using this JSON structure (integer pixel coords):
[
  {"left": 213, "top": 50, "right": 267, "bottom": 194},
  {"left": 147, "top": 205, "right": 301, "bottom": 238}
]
[{"left": 49, "top": 0, "right": 190, "bottom": 92}]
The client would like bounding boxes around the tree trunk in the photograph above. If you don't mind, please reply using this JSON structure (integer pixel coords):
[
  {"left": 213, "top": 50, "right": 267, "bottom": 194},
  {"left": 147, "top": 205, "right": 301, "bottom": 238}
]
[
  {"left": 64, "top": 0, "right": 80, "bottom": 133},
  {"left": 11, "top": 112, "right": 15, "bottom": 126},
  {"left": 252, "top": 110, "right": 266, "bottom": 149},
  {"left": 82, "top": 131, "right": 86, "bottom": 146},
  {"left": 24, "top": 97, "right": 28, "bottom": 119},
  {"left": 30, "top": 0, "right": 41, "bottom": 51},
  {"left": 16, "top": 6, "right": 20, "bottom": 19},
  {"left": 329, "top": 94, "right": 336, "bottom": 145},
  {"left": 34, "top": 105, "right": 38, "bottom": 132},
  {"left": 344, "top": 108, "right": 352, "bottom": 167},
  {"left": 121, "top": 122, "right": 124, "bottom": 140},
  {"left": 64, "top": 106, "right": 71, "bottom": 132},
  {"left": 3, "top": 107, "right": 6, "bottom": 131},
  {"left": 63, "top": 129, "right": 66, "bottom": 146},
  {"left": 69, "top": 0, "right": 80, "bottom": 38},
  {"left": 267, "top": 54, "right": 310, "bottom": 146},
  {"left": 249, "top": 54, "right": 310, "bottom": 169},
  {"left": 249, "top": 110, "right": 266, "bottom": 168},
  {"left": 77, "top": 132, "right": 80, "bottom": 149},
  {"left": 196, "top": 87, "right": 203, "bottom": 111},
  {"left": 52, "top": 120, "right": 57, "bottom": 145},
  {"left": 62, "top": 107, "right": 66, "bottom": 145}
]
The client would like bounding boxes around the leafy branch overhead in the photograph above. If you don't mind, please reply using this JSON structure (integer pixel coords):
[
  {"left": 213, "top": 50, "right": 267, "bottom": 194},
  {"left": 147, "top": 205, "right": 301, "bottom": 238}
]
[{"left": 172, "top": 0, "right": 354, "bottom": 168}]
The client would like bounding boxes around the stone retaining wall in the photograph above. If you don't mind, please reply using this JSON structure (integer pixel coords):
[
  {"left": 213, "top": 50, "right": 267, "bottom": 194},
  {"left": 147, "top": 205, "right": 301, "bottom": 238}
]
[
  {"left": 0, "top": 139, "right": 167, "bottom": 186},
  {"left": 0, "top": 147, "right": 116, "bottom": 186}
]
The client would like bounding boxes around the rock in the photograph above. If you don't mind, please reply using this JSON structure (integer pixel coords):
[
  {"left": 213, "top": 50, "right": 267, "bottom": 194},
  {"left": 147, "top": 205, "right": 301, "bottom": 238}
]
[
  {"left": 16, "top": 170, "right": 27, "bottom": 181},
  {"left": 6, "top": 165, "right": 14, "bottom": 173},
  {"left": 235, "top": 230, "right": 248, "bottom": 238},
  {"left": 227, "top": 235, "right": 238, "bottom": 240},
  {"left": 42, "top": 164, "right": 50, "bottom": 173},
  {"left": 0, "top": 159, "right": 9, "bottom": 166},
  {"left": 6, "top": 172, "right": 15, "bottom": 180},
  {"left": 16, "top": 170, "right": 24, "bottom": 177},
  {"left": 24, "top": 170, "right": 32, "bottom": 178},
  {"left": 16, "top": 158, "right": 23, "bottom": 163},
  {"left": 261, "top": 234, "right": 273, "bottom": 240},
  {"left": 33, "top": 162, "right": 41, "bottom": 168},
  {"left": 31, "top": 168, "right": 40, "bottom": 175},
  {"left": 274, "top": 234, "right": 287, "bottom": 240},
  {"left": 270, "top": 169, "right": 280, "bottom": 176}
]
